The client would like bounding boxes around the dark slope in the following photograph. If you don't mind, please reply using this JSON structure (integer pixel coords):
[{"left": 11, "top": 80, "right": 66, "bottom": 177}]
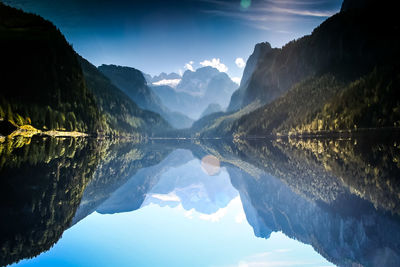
[
  {"left": 0, "top": 3, "right": 101, "bottom": 133},
  {"left": 98, "top": 65, "right": 193, "bottom": 129},
  {"left": 227, "top": 42, "right": 272, "bottom": 112},
  {"left": 71, "top": 141, "right": 174, "bottom": 225},
  {"left": 79, "top": 58, "right": 170, "bottom": 136}
]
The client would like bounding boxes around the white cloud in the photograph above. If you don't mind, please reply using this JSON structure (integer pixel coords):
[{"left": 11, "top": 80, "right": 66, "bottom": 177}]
[
  {"left": 200, "top": 58, "right": 228, "bottom": 72},
  {"left": 200, "top": 0, "right": 337, "bottom": 33},
  {"left": 152, "top": 78, "right": 181, "bottom": 88},
  {"left": 235, "top": 57, "right": 246, "bottom": 68},
  {"left": 235, "top": 210, "right": 246, "bottom": 223},
  {"left": 231, "top": 77, "right": 241, "bottom": 85},
  {"left": 184, "top": 209, "right": 195, "bottom": 219},
  {"left": 184, "top": 61, "right": 195, "bottom": 72},
  {"left": 199, "top": 207, "right": 228, "bottom": 222}
]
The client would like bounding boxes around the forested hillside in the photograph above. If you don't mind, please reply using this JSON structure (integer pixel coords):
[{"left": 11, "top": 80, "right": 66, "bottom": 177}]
[
  {"left": 79, "top": 58, "right": 170, "bottom": 137},
  {"left": 194, "top": 0, "right": 400, "bottom": 138},
  {"left": 233, "top": 68, "right": 400, "bottom": 137},
  {"left": 0, "top": 3, "right": 169, "bottom": 137},
  {"left": 0, "top": 3, "right": 101, "bottom": 133}
]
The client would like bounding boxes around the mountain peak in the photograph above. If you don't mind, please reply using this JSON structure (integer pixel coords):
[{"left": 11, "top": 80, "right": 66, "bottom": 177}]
[
  {"left": 99, "top": 64, "right": 147, "bottom": 87},
  {"left": 151, "top": 72, "right": 181, "bottom": 83},
  {"left": 181, "top": 66, "right": 220, "bottom": 81},
  {"left": 254, "top": 42, "right": 272, "bottom": 54},
  {"left": 240, "top": 42, "right": 272, "bottom": 87}
]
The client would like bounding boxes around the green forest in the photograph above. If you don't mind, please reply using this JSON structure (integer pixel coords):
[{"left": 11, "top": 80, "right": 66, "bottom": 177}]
[
  {"left": 231, "top": 68, "right": 400, "bottom": 138},
  {"left": 0, "top": 3, "right": 101, "bottom": 133}
]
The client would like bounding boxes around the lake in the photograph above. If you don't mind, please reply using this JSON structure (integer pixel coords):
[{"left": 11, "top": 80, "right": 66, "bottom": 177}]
[{"left": 1, "top": 133, "right": 400, "bottom": 267}]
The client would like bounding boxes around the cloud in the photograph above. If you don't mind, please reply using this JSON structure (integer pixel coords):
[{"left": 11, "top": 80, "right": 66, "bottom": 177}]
[
  {"left": 200, "top": 0, "right": 339, "bottom": 32},
  {"left": 260, "top": 6, "right": 335, "bottom": 17},
  {"left": 235, "top": 57, "right": 246, "bottom": 68},
  {"left": 200, "top": 58, "right": 228, "bottom": 72},
  {"left": 235, "top": 210, "right": 246, "bottom": 223},
  {"left": 184, "top": 209, "right": 195, "bottom": 219},
  {"left": 184, "top": 61, "right": 195, "bottom": 72},
  {"left": 231, "top": 77, "right": 241, "bottom": 85},
  {"left": 152, "top": 78, "right": 181, "bottom": 88},
  {"left": 198, "top": 207, "right": 228, "bottom": 222}
]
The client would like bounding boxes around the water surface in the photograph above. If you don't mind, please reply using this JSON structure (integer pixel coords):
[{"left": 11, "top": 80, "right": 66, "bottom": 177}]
[{"left": 1, "top": 134, "right": 400, "bottom": 267}]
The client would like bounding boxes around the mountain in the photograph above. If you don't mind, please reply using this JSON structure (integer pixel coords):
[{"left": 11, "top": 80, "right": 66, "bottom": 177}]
[
  {"left": 96, "top": 149, "right": 194, "bottom": 214},
  {"left": 144, "top": 72, "right": 182, "bottom": 88},
  {"left": 224, "top": 136, "right": 400, "bottom": 267},
  {"left": 0, "top": 3, "right": 101, "bottom": 133},
  {"left": 79, "top": 58, "right": 170, "bottom": 136},
  {"left": 154, "top": 72, "right": 181, "bottom": 81},
  {"left": 0, "top": 3, "right": 169, "bottom": 137},
  {"left": 229, "top": 164, "right": 400, "bottom": 267},
  {"left": 233, "top": 69, "right": 399, "bottom": 138},
  {"left": 141, "top": 155, "right": 237, "bottom": 214},
  {"left": 227, "top": 42, "right": 272, "bottom": 112},
  {"left": 200, "top": 103, "right": 222, "bottom": 118},
  {"left": 177, "top": 67, "right": 220, "bottom": 94},
  {"left": 151, "top": 84, "right": 198, "bottom": 112},
  {"left": 340, "top": 0, "right": 376, "bottom": 11},
  {"left": 72, "top": 141, "right": 173, "bottom": 225},
  {"left": 98, "top": 64, "right": 162, "bottom": 110},
  {"left": 194, "top": 0, "right": 400, "bottom": 138},
  {"left": 191, "top": 134, "right": 400, "bottom": 267},
  {"left": 98, "top": 64, "right": 193, "bottom": 129},
  {"left": 151, "top": 72, "right": 181, "bottom": 83},
  {"left": 152, "top": 67, "right": 238, "bottom": 119}
]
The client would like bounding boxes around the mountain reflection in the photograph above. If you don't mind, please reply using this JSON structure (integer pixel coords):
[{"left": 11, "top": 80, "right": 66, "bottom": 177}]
[{"left": 1, "top": 133, "right": 400, "bottom": 267}]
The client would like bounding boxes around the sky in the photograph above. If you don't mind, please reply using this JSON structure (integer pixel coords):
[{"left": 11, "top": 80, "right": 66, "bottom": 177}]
[{"left": 4, "top": 0, "right": 343, "bottom": 79}]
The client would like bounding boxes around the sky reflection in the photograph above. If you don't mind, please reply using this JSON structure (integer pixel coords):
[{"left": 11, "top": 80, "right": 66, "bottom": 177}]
[{"left": 13, "top": 155, "right": 333, "bottom": 267}]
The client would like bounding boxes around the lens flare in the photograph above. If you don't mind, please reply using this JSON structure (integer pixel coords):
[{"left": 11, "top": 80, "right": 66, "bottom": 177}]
[
  {"left": 201, "top": 155, "right": 221, "bottom": 176},
  {"left": 240, "top": 0, "right": 251, "bottom": 9}
]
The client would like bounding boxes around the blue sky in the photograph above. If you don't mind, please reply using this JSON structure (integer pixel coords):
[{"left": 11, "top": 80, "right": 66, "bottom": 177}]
[{"left": 4, "top": 0, "right": 343, "bottom": 79}]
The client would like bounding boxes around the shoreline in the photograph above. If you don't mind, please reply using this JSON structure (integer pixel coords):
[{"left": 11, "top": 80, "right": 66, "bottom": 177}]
[{"left": 2, "top": 122, "right": 400, "bottom": 143}]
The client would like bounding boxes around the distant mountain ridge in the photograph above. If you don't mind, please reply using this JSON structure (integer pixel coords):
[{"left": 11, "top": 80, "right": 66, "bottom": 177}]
[
  {"left": 151, "top": 72, "right": 181, "bottom": 83},
  {"left": 200, "top": 103, "right": 222, "bottom": 118},
  {"left": 98, "top": 64, "right": 193, "bottom": 129},
  {"left": 152, "top": 66, "right": 238, "bottom": 119}
]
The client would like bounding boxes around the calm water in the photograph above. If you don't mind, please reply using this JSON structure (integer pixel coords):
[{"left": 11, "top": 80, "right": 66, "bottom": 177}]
[{"left": 1, "top": 134, "right": 400, "bottom": 267}]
